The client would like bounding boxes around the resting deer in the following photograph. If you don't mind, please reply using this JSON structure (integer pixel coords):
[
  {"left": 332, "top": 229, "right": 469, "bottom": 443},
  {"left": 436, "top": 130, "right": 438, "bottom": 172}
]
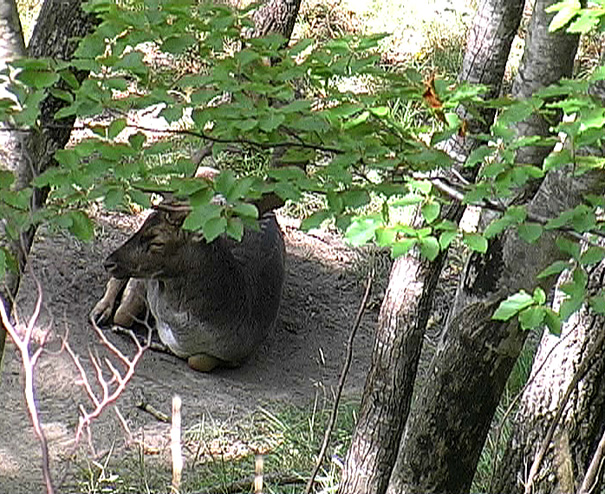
[{"left": 90, "top": 182, "right": 286, "bottom": 372}]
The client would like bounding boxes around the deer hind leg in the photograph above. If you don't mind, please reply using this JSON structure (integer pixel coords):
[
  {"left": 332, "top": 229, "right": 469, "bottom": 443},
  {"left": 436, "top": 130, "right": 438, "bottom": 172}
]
[
  {"left": 113, "top": 278, "right": 147, "bottom": 327},
  {"left": 187, "top": 353, "right": 241, "bottom": 372},
  {"left": 90, "top": 277, "right": 127, "bottom": 325}
]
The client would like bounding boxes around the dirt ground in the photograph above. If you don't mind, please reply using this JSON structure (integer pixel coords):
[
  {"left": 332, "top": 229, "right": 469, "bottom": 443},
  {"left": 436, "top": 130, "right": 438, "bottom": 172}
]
[{"left": 0, "top": 212, "right": 386, "bottom": 493}]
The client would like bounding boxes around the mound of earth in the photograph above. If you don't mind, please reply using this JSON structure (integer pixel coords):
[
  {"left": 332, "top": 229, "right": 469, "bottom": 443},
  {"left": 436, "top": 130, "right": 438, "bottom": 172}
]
[{"left": 0, "top": 212, "right": 382, "bottom": 492}]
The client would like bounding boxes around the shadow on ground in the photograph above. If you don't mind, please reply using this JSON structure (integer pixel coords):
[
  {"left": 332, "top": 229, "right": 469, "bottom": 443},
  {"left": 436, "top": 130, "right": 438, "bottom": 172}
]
[{"left": 0, "top": 213, "right": 383, "bottom": 492}]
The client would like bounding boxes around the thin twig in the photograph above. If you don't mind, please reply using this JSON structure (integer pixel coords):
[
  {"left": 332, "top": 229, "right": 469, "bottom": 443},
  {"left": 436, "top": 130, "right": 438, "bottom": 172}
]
[
  {"left": 171, "top": 395, "right": 183, "bottom": 494},
  {"left": 136, "top": 400, "right": 170, "bottom": 423},
  {"left": 65, "top": 318, "right": 153, "bottom": 443},
  {"left": 304, "top": 270, "right": 374, "bottom": 494},
  {"left": 578, "top": 425, "right": 605, "bottom": 494},
  {"left": 0, "top": 279, "right": 54, "bottom": 494},
  {"left": 524, "top": 313, "right": 605, "bottom": 494}
]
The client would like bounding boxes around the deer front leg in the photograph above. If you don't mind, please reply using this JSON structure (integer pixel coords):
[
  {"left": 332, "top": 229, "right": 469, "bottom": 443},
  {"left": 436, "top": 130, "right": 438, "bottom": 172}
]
[
  {"left": 113, "top": 278, "right": 147, "bottom": 327},
  {"left": 90, "top": 277, "right": 127, "bottom": 325}
]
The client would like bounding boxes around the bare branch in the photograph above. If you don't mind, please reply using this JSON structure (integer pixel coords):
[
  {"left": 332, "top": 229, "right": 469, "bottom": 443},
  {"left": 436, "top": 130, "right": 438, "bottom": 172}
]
[
  {"left": 305, "top": 270, "right": 374, "bottom": 494},
  {"left": 66, "top": 318, "right": 153, "bottom": 443},
  {"left": 0, "top": 283, "right": 55, "bottom": 494}
]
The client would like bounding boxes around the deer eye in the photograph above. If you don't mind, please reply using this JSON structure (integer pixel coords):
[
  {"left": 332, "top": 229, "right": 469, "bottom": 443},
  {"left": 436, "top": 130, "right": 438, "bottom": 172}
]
[{"left": 148, "top": 239, "right": 165, "bottom": 252}]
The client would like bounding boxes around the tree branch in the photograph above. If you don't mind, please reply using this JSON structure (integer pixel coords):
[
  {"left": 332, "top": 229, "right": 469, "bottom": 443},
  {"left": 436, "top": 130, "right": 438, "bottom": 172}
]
[{"left": 305, "top": 270, "right": 374, "bottom": 494}]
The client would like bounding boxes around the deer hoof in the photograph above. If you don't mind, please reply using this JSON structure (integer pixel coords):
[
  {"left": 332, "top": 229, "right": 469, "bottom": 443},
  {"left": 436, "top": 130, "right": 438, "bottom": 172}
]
[
  {"left": 90, "top": 299, "right": 113, "bottom": 326},
  {"left": 187, "top": 353, "right": 223, "bottom": 372}
]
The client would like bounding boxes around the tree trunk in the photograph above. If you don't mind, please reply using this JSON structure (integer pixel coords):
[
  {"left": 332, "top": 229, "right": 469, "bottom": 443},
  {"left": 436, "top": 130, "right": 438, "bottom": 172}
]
[
  {"left": 0, "top": 0, "right": 27, "bottom": 362},
  {"left": 493, "top": 268, "right": 605, "bottom": 493},
  {"left": 338, "top": 2, "right": 524, "bottom": 493},
  {"left": 0, "top": 0, "right": 97, "bottom": 371},
  {"left": 386, "top": 2, "right": 582, "bottom": 493},
  {"left": 252, "top": 0, "right": 301, "bottom": 39}
]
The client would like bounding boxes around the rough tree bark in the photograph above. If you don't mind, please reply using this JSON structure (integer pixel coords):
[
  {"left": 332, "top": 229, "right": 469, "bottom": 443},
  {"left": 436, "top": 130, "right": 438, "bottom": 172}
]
[
  {"left": 338, "top": 1, "right": 524, "bottom": 493},
  {"left": 493, "top": 269, "right": 605, "bottom": 493},
  {"left": 252, "top": 0, "right": 301, "bottom": 39},
  {"left": 494, "top": 70, "right": 605, "bottom": 494},
  {"left": 385, "top": 2, "right": 584, "bottom": 493},
  {"left": 0, "top": 0, "right": 98, "bottom": 377},
  {"left": 0, "top": 0, "right": 28, "bottom": 362}
]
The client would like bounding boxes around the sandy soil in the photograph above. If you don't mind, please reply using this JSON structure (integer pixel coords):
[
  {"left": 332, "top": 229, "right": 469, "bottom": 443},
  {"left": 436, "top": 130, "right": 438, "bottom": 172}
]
[{"left": 0, "top": 212, "right": 385, "bottom": 493}]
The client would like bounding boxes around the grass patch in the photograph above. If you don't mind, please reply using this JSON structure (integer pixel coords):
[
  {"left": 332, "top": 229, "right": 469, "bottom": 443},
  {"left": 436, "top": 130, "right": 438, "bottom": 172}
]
[{"left": 72, "top": 399, "right": 359, "bottom": 494}]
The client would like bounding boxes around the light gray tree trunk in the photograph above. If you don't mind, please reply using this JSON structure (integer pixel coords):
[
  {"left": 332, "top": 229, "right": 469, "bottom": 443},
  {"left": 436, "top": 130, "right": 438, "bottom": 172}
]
[
  {"left": 338, "top": 1, "right": 525, "bottom": 493},
  {"left": 493, "top": 272, "right": 605, "bottom": 493},
  {"left": 385, "top": 1, "right": 584, "bottom": 493},
  {"left": 0, "top": 0, "right": 28, "bottom": 365}
]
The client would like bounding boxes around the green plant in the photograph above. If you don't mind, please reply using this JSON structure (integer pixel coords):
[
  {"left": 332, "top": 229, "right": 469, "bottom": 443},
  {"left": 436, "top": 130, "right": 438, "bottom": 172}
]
[{"left": 2, "top": 0, "right": 605, "bottom": 352}]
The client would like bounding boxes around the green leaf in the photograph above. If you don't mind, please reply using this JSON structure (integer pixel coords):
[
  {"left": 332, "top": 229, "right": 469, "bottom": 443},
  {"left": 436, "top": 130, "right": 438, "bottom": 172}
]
[
  {"left": 556, "top": 237, "right": 580, "bottom": 260},
  {"left": 215, "top": 170, "right": 236, "bottom": 197},
  {"left": 341, "top": 190, "right": 370, "bottom": 209},
  {"left": 232, "top": 202, "right": 258, "bottom": 219},
  {"left": 560, "top": 294, "right": 584, "bottom": 321},
  {"left": 589, "top": 294, "right": 605, "bottom": 314},
  {"left": 580, "top": 246, "right": 605, "bottom": 265},
  {"left": 345, "top": 215, "right": 382, "bottom": 246},
  {"left": 465, "top": 145, "right": 495, "bottom": 168},
  {"left": 128, "top": 189, "right": 151, "bottom": 208},
  {"left": 375, "top": 227, "right": 397, "bottom": 247},
  {"left": 226, "top": 216, "right": 244, "bottom": 241},
  {"left": 533, "top": 287, "right": 547, "bottom": 305},
  {"left": 259, "top": 112, "right": 285, "bottom": 132},
  {"left": 161, "top": 34, "right": 196, "bottom": 54},
  {"left": 17, "top": 70, "right": 60, "bottom": 89},
  {"left": 517, "top": 223, "right": 543, "bottom": 243},
  {"left": 484, "top": 217, "right": 513, "bottom": 238},
  {"left": 182, "top": 203, "right": 222, "bottom": 231},
  {"left": 546, "top": 0, "right": 581, "bottom": 32},
  {"left": 544, "top": 308, "right": 562, "bottom": 336},
  {"left": 493, "top": 291, "right": 534, "bottom": 321},
  {"left": 203, "top": 216, "right": 227, "bottom": 242},
  {"left": 519, "top": 306, "right": 545, "bottom": 330},
  {"left": 0, "top": 249, "right": 6, "bottom": 279},
  {"left": 301, "top": 210, "right": 331, "bottom": 231},
  {"left": 421, "top": 202, "right": 440, "bottom": 224},
  {"left": 108, "top": 118, "right": 127, "bottom": 139},
  {"left": 567, "top": 11, "right": 600, "bottom": 33},
  {"left": 129, "top": 132, "right": 146, "bottom": 150},
  {"left": 419, "top": 236, "right": 440, "bottom": 261},
  {"left": 439, "top": 230, "right": 457, "bottom": 249},
  {"left": 49, "top": 88, "right": 73, "bottom": 103},
  {"left": 343, "top": 111, "right": 370, "bottom": 129},
  {"left": 462, "top": 233, "right": 488, "bottom": 253},
  {"left": 0, "top": 170, "right": 15, "bottom": 188},
  {"left": 68, "top": 211, "right": 94, "bottom": 241},
  {"left": 391, "top": 238, "right": 417, "bottom": 258},
  {"left": 369, "top": 106, "right": 389, "bottom": 117}
]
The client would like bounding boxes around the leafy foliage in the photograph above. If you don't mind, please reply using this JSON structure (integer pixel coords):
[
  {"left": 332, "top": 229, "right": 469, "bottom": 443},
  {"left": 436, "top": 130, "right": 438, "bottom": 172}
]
[{"left": 1, "top": 0, "right": 605, "bottom": 335}]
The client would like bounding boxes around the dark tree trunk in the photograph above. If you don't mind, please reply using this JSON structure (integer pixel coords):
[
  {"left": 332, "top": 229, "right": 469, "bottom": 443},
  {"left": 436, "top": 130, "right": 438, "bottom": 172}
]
[
  {"left": 493, "top": 272, "right": 605, "bottom": 493},
  {"left": 338, "top": 2, "right": 524, "bottom": 493},
  {"left": 0, "top": 0, "right": 98, "bottom": 369},
  {"left": 385, "top": 2, "right": 583, "bottom": 493},
  {"left": 387, "top": 168, "right": 604, "bottom": 494}
]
